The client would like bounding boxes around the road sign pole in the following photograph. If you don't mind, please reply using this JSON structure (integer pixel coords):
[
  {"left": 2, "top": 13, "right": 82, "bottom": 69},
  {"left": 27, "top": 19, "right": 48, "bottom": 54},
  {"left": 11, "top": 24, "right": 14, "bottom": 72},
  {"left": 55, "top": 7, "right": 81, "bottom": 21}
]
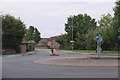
[
  {"left": 72, "top": 42, "right": 73, "bottom": 52},
  {"left": 118, "top": 41, "right": 119, "bottom": 55},
  {"left": 97, "top": 41, "right": 99, "bottom": 58},
  {"left": 96, "top": 33, "right": 102, "bottom": 58},
  {"left": 118, "top": 41, "right": 120, "bottom": 55},
  {"left": 70, "top": 41, "right": 74, "bottom": 52},
  {"left": 100, "top": 41, "right": 102, "bottom": 57},
  {"left": 118, "top": 40, "right": 120, "bottom": 55}
]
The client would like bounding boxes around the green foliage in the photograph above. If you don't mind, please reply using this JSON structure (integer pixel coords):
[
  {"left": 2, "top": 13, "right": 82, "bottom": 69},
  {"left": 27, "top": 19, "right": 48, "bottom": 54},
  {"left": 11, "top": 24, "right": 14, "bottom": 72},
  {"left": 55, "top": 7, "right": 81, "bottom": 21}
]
[
  {"left": 65, "top": 14, "right": 96, "bottom": 40},
  {"left": 113, "top": 0, "right": 120, "bottom": 30},
  {"left": 95, "top": 14, "right": 116, "bottom": 50},
  {"left": 28, "top": 40, "right": 36, "bottom": 45},
  {"left": 59, "top": 14, "right": 97, "bottom": 50},
  {"left": 73, "top": 50, "right": 117, "bottom": 54},
  {"left": 2, "top": 14, "right": 26, "bottom": 52},
  {"left": 85, "top": 30, "right": 96, "bottom": 50},
  {"left": 33, "top": 28, "right": 41, "bottom": 43},
  {"left": 113, "top": 0, "right": 120, "bottom": 44},
  {"left": 25, "top": 26, "right": 34, "bottom": 41},
  {"left": 56, "top": 34, "right": 71, "bottom": 50},
  {"left": 57, "top": 1, "right": 119, "bottom": 51},
  {"left": 24, "top": 26, "right": 41, "bottom": 44}
]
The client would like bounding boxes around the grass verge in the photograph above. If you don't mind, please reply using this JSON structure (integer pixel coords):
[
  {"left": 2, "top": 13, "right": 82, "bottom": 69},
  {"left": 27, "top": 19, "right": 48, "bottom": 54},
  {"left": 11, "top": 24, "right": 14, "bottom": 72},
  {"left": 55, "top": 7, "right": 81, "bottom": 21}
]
[{"left": 64, "top": 50, "right": 118, "bottom": 54}]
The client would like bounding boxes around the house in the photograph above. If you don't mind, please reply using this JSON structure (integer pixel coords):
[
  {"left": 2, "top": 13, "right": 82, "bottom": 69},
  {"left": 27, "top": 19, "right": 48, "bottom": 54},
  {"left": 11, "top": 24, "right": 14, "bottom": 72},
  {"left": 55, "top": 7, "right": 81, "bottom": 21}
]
[
  {"left": 35, "top": 38, "right": 49, "bottom": 48},
  {"left": 47, "top": 38, "right": 60, "bottom": 49},
  {"left": 20, "top": 39, "right": 34, "bottom": 53},
  {"left": 36, "top": 36, "right": 60, "bottom": 49},
  {"left": 2, "top": 39, "right": 34, "bottom": 54}
]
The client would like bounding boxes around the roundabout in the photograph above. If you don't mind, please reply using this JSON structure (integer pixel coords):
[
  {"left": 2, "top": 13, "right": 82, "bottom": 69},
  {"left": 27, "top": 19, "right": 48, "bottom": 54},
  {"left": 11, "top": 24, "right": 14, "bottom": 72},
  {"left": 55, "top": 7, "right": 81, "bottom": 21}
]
[{"left": 34, "top": 56, "right": 119, "bottom": 67}]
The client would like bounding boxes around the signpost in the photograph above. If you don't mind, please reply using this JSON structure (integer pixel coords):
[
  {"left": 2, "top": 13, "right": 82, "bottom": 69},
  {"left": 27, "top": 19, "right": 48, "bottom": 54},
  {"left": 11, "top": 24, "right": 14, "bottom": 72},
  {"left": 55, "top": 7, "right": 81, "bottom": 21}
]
[
  {"left": 70, "top": 40, "right": 74, "bottom": 52},
  {"left": 70, "top": 15, "right": 74, "bottom": 52},
  {"left": 96, "top": 33, "right": 102, "bottom": 58},
  {"left": 70, "top": 41, "right": 74, "bottom": 43},
  {"left": 96, "top": 34, "right": 100, "bottom": 41}
]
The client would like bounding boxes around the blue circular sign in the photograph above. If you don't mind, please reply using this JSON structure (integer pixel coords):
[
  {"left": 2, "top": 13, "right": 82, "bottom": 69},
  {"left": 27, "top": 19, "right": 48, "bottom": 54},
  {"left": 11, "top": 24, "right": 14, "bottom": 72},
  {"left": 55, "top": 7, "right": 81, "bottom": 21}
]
[
  {"left": 96, "top": 33, "right": 100, "bottom": 41},
  {"left": 96, "top": 33, "right": 102, "bottom": 42}
]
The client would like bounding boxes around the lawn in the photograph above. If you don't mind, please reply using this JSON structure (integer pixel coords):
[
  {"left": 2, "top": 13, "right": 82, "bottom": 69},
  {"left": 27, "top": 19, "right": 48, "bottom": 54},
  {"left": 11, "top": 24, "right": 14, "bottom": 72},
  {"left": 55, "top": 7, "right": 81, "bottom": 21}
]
[{"left": 70, "top": 50, "right": 118, "bottom": 54}]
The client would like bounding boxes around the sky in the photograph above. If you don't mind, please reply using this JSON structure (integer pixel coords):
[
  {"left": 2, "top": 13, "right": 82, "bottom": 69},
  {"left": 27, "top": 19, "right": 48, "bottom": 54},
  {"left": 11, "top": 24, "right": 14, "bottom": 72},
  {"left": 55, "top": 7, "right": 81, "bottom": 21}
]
[{"left": 0, "top": 0, "right": 116, "bottom": 38}]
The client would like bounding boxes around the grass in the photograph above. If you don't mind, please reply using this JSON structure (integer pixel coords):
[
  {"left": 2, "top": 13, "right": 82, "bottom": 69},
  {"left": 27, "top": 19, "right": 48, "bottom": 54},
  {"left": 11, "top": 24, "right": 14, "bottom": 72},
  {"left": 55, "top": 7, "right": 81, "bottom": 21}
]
[
  {"left": 73, "top": 50, "right": 96, "bottom": 53},
  {"left": 101, "top": 50, "right": 118, "bottom": 54},
  {"left": 65, "top": 50, "right": 118, "bottom": 54}
]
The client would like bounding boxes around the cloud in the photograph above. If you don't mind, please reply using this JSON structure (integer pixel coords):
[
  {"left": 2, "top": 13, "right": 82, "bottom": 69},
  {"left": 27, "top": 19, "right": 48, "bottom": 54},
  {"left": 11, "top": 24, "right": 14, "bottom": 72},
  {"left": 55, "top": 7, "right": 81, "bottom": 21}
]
[{"left": 1, "top": 2, "right": 115, "bottom": 38}]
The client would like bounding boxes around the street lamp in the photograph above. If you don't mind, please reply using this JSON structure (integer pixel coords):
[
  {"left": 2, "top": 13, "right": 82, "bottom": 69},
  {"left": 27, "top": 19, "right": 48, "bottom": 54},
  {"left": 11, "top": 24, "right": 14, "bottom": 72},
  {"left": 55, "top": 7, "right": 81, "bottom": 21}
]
[{"left": 70, "top": 16, "right": 74, "bottom": 52}]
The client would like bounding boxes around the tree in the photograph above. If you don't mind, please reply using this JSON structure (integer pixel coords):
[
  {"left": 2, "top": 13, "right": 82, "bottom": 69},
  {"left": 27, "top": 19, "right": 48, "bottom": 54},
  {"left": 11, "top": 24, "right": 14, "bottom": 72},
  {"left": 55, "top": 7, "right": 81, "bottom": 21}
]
[
  {"left": 56, "top": 14, "right": 97, "bottom": 50},
  {"left": 56, "top": 33, "right": 71, "bottom": 50},
  {"left": 95, "top": 13, "right": 115, "bottom": 50},
  {"left": 2, "top": 14, "right": 26, "bottom": 52},
  {"left": 112, "top": 0, "right": 120, "bottom": 50},
  {"left": 33, "top": 28, "right": 41, "bottom": 43},
  {"left": 113, "top": 1, "right": 120, "bottom": 38},
  {"left": 113, "top": 0, "right": 120, "bottom": 30},
  {"left": 25, "top": 26, "right": 34, "bottom": 41},
  {"left": 65, "top": 14, "right": 97, "bottom": 50},
  {"left": 85, "top": 30, "right": 96, "bottom": 50},
  {"left": 24, "top": 26, "right": 41, "bottom": 44}
]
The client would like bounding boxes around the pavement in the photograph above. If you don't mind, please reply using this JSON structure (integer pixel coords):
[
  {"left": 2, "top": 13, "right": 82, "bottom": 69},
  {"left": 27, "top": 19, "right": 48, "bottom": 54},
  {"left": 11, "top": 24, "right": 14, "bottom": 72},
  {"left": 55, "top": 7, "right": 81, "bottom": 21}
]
[{"left": 2, "top": 49, "right": 119, "bottom": 78}]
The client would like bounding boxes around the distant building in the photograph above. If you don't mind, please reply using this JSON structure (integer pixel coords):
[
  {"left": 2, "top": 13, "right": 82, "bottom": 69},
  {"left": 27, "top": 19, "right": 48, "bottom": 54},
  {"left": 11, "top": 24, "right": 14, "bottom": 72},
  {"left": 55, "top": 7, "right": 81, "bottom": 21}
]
[
  {"left": 2, "top": 39, "right": 34, "bottom": 54},
  {"left": 47, "top": 39, "right": 52, "bottom": 48},
  {"left": 35, "top": 38, "right": 49, "bottom": 48},
  {"left": 20, "top": 39, "right": 34, "bottom": 53},
  {"left": 47, "top": 36, "right": 60, "bottom": 49},
  {"left": 36, "top": 36, "right": 60, "bottom": 49}
]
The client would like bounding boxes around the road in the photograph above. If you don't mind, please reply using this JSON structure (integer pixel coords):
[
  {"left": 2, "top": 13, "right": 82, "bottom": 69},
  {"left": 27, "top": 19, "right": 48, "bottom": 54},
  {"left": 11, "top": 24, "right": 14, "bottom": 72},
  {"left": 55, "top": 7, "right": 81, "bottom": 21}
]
[{"left": 2, "top": 49, "right": 118, "bottom": 78}]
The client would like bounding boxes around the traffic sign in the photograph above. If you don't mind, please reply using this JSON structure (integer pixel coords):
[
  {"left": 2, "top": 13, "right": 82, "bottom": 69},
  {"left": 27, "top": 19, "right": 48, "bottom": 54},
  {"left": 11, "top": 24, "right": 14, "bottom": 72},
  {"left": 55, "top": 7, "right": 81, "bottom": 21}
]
[
  {"left": 96, "top": 33, "right": 102, "bottom": 42},
  {"left": 96, "top": 33, "right": 100, "bottom": 41},
  {"left": 70, "top": 41, "right": 74, "bottom": 43}
]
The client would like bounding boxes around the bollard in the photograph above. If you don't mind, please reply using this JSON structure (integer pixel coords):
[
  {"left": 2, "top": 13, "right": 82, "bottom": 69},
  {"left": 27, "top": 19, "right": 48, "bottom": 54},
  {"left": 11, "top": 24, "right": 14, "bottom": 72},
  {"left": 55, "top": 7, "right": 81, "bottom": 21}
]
[
  {"left": 53, "top": 48, "right": 56, "bottom": 55},
  {"left": 50, "top": 48, "right": 59, "bottom": 56}
]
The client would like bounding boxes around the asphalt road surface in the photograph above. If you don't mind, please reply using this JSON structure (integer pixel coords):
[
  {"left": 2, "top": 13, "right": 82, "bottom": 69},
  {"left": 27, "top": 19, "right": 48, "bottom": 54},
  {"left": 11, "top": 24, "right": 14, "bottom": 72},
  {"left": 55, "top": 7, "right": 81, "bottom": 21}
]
[{"left": 2, "top": 49, "right": 118, "bottom": 78}]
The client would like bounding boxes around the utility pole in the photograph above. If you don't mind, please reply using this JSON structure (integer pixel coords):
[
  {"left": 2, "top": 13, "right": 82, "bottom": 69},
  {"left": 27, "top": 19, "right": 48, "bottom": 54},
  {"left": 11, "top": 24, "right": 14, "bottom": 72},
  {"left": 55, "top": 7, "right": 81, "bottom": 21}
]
[
  {"left": 70, "top": 16, "right": 74, "bottom": 52},
  {"left": 72, "top": 16, "right": 73, "bottom": 52}
]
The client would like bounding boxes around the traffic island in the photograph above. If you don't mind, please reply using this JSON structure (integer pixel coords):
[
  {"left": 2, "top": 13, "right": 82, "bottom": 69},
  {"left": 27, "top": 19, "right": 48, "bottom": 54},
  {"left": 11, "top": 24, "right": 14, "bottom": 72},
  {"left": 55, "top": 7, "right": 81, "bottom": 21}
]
[
  {"left": 89, "top": 56, "right": 120, "bottom": 59},
  {"left": 50, "top": 54, "right": 59, "bottom": 56},
  {"left": 34, "top": 56, "right": 119, "bottom": 67}
]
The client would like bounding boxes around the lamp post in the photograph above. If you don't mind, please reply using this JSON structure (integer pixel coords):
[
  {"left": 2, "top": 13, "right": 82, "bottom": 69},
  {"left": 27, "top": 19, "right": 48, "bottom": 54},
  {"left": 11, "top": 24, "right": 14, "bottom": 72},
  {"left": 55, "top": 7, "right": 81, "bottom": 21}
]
[
  {"left": 70, "top": 16, "right": 74, "bottom": 52},
  {"left": 72, "top": 16, "right": 74, "bottom": 52}
]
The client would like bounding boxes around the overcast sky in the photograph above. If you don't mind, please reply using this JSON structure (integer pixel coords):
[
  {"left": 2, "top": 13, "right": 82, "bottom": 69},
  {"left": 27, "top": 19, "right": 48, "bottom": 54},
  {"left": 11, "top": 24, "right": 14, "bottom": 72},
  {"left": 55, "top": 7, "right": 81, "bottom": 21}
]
[{"left": 1, "top": 0, "right": 116, "bottom": 38}]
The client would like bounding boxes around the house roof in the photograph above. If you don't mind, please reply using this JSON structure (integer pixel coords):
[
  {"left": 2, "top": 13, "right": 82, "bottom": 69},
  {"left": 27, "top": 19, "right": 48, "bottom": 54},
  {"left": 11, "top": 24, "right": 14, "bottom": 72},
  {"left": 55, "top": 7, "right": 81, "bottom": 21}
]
[{"left": 38, "top": 38, "right": 49, "bottom": 43}]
